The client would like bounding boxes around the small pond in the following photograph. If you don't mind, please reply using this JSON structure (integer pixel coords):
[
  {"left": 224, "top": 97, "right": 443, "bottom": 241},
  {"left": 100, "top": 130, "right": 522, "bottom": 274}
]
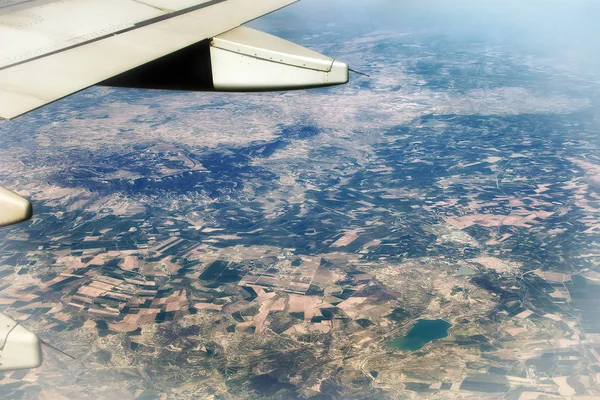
[{"left": 388, "top": 319, "right": 452, "bottom": 351}]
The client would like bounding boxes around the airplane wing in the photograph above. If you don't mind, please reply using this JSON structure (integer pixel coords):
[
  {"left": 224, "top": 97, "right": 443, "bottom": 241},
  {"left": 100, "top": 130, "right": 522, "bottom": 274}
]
[{"left": 0, "top": 0, "right": 348, "bottom": 120}]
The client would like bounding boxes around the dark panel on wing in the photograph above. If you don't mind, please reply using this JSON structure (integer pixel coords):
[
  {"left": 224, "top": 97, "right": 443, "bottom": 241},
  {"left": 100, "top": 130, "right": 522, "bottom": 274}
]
[{"left": 100, "top": 39, "right": 214, "bottom": 91}]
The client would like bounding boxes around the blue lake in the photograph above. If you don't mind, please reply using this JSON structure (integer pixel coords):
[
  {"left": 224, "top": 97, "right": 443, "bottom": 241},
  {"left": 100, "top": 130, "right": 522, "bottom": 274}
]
[{"left": 388, "top": 319, "right": 452, "bottom": 351}]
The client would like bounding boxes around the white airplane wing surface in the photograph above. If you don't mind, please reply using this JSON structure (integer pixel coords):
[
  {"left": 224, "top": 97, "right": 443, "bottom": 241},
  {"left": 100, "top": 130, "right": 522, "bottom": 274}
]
[{"left": 0, "top": 0, "right": 348, "bottom": 121}]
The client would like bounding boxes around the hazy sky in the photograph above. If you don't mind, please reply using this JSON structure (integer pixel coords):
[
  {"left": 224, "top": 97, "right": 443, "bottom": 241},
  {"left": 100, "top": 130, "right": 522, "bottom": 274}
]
[{"left": 253, "top": 0, "right": 600, "bottom": 77}]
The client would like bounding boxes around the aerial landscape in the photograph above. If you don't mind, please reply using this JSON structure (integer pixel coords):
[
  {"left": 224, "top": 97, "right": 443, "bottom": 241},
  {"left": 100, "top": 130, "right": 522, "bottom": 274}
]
[{"left": 1, "top": 0, "right": 600, "bottom": 398}]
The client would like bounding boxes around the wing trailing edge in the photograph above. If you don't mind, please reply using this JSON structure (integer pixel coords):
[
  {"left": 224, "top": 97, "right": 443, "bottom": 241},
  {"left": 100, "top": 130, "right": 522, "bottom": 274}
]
[{"left": 103, "top": 26, "right": 349, "bottom": 92}]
